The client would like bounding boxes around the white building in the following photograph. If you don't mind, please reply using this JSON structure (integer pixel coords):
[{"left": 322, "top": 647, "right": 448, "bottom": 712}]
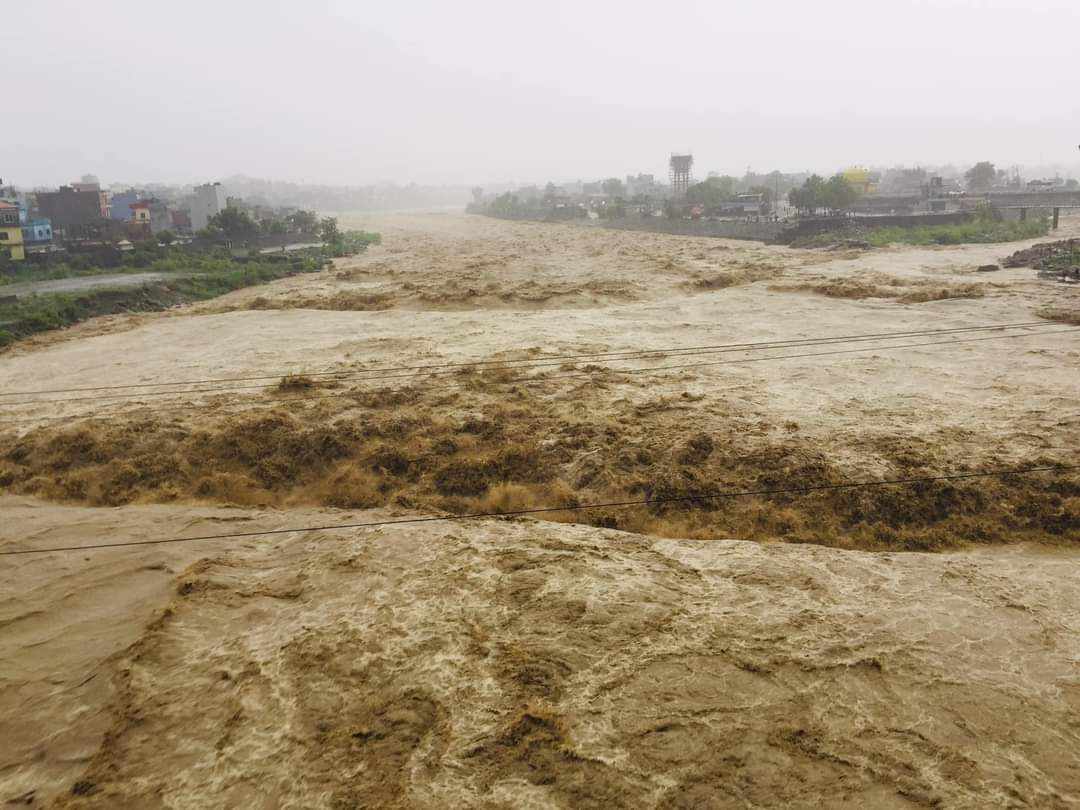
[{"left": 190, "top": 182, "right": 227, "bottom": 231}]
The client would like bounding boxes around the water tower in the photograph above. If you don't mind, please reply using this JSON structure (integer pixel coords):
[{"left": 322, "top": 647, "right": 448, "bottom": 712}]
[{"left": 669, "top": 153, "right": 694, "bottom": 197}]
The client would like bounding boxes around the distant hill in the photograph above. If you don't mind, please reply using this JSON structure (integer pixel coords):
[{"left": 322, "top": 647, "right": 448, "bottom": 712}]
[{"left": 219, "top": 175, "right": 472, "bottom": 212}]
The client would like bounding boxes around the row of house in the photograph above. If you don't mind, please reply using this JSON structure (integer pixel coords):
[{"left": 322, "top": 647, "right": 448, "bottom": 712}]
[
  {"left": 0, "top": 177, "right": 228, "bottom": 262},
  {"left": 0, "top": 199, "right": 52, "bottom": 261}
]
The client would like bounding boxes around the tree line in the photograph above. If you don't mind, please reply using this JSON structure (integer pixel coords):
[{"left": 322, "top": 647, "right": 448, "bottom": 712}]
[
  {"left": 198, "top": 208, "right": 321, "bottom": 241},
  {"left": 199, "top": 208, "right": 380, "bottom": 256},
  {"left": 787, "top": 174, "right": 860, "bottom": 215}
]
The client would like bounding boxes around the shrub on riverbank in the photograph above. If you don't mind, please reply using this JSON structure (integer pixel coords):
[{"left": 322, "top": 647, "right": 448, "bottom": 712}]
[
  {"left": 798, "top": 212, "right": 1049, "bottom": 248},
  {"left": 0, "top": 254, "right": 325, "bottom": 348}
]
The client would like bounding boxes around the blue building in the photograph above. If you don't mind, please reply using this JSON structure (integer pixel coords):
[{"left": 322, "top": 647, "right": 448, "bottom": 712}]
[
  {"left": 109, "top": 190, "right": 140, "bottom": 221},
  {"left": 22, "top": 218, "right": 53, "bottom": 248}
]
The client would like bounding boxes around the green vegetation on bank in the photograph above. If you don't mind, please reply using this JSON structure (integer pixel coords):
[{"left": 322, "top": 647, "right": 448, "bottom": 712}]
[
  {"left": 0, "top": 241, "right": 194, "bottom": 286},
  {"left": 0, "top": 217, "right": 384, "bottom": 347},
  {"left": 0, "top": 254, "right": 326, "bottom": 348},
  {"left": 321, "top": 219, "right": 381, "bottom": 258},
  {"left": 788, "top": 174, "right": 860, "bottom": 215},
  {"left": 1030, "top": 243, "right": 1080, "bottom": 274},
  {"left": 0, "top": 261, "right": 137, "bottom": 287},
  {"left": 1, "top": 212, "right": 380, "bottom": 288},
  {"left": 802, "top": 211, "right": 1049, "bottom": 248}
]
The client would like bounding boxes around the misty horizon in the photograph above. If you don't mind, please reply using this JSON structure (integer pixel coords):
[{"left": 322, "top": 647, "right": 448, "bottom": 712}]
[{"left": 5, "top": 0, "right": 1080, "bottom": 188}]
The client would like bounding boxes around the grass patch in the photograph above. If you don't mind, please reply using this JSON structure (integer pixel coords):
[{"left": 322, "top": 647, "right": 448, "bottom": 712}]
[
  {"left": 0, "top": 255, "right": 325, "bottom": 348},
  {"left": 0, "top": 261, "right": 154, "bottom": 287},
  {"left": 0, "top": 241, "right": 235, "bottom": 286},
  {"left": 800, "top": 214, "right": 1049, "bottom": 249}
]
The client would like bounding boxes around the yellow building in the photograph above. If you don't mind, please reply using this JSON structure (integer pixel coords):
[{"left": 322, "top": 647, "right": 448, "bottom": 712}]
[
  {"left": 842, "top": 167, "right": 879, "bottom": 195},
  {"left": 0, "top": 201, "right": 25, "bottom": 261}
]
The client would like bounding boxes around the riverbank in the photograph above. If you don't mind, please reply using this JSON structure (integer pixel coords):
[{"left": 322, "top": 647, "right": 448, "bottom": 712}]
[
  {"left": 474, "top": 208, "right": 1051, "bottom": 247},
  {"left": 0, "top": 254, "right": 325, "bottom": 348}
]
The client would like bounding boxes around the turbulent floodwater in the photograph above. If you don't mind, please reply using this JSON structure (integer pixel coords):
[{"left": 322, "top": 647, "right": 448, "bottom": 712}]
[{"left": 1, "top": 212, "right": 1078, "bottom": 807}]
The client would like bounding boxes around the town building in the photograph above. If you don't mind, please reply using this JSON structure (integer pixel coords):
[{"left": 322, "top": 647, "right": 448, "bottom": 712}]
[
  {"left": 842, "top": 167, "right": 880, "bottom": 195},
  {"left": 190, "top": 182, "right": 226, "bottom": 231},
  {"left": 170, "top": 209, "right": 192, "bottom": 234},
  {"left": 35, "top": 185, "right": 106, "bottom": 237},
  {"left": 108, "top": 189, "right": 141, "bottom": 221},
  {"left": 0, "top": 201, "right": 26, "bottom": 260},
  {"left": 129, "top": 198, "right": 172, "bottom": 238},
  {"left": 71, "top": 178, "right": 110, "bottom": 218},
  {"left": 722, "top": 193, "right": 767, "bottom": 215},
  {"left": 625, "top": 173, "right": 659, "bottom": 198},
  {"left": 1027, "top": 178, "right": 1064, "bottom": 191},
  {"left": 21, "top": 219, "right": 53, "bottom": 247}
]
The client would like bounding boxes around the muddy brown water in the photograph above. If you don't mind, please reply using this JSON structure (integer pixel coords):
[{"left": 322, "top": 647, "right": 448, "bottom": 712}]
[{"left": 0, "top": 212, "right": 1078, "bottom": 807}]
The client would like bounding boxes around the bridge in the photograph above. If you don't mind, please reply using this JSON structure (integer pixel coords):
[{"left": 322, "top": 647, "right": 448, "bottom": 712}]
[
  {"left": 985, "top": 191, "right": 1080, "bottom": 230},
  {"left": 984, "top": 191, "right": 1080, "bottom": 209}
]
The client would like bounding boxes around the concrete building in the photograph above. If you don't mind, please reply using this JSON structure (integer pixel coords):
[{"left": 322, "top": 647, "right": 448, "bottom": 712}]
[
  {"left": 625, "top": 173, "right": 659, "bottom": 198},
  {"left": 71, "top": 179, "right": 110, "bottom": 218},
  {"left": 720, "top": 193, "right": 767, "bottom": 216},
  {"left": 108, "top": 190, "right": 141, "bottom": 221},
  {"left": 191, "top": 182, "right": 226, "bottom": 231},
  {"left": 880, "top": 167, "right": 927, "bottom": 196},
  {"left": 129, "top": 198, "right": 172, "bottom": 237},
  {"left": 35, "top": 186, "right": 105, "bottom": 236},
  {"left": 21, "top": 218, "right": 53, "bottom": 251},
  {"left": 842, "top": 167, "right": 880, "bottom": 195},
  {"left": 0, "top": 201, "right": 25, "bottom": 260},
  {"left": 171, "top": 209, "right": 192, "bottom": 234}
]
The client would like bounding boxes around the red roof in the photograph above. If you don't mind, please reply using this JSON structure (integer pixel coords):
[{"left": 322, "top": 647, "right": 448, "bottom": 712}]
[
  {"left": 130, "top": 200, "right": 151, "bottom": 208},
  {"left": 0, "top": 201, "right": 16, "bottom": 209}
]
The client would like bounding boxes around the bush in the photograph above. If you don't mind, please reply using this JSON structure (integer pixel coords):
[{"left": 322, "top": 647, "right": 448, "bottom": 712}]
[
  {"left": 434, "top": 458, "right": 492, "bottom": 496},
  {"left": 324, "top": 230, "right": 381, "bottom": 258},
  {"left": 319, "top": 465, "right": 383, "bottom": 509},
  {"left": 801, "top": 211, "right": 1050, "bottom": 249},
  {"left": 0, "top": 254, "right": 326, "bottom": 347}
]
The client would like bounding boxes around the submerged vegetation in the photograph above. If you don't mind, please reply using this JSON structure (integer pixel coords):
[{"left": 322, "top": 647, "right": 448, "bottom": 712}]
[
  {"left": 323, "top": 228, "right": 382, "bottom": 258},
  {"left": 769, "top": 272, "right": 989, "bottom": 303},
  {"left": 2, "top": 372, "right": 1075, "bottom": 552},
  {"left": 1037, "top": 307, "right": 1080, "bottom": 325}
]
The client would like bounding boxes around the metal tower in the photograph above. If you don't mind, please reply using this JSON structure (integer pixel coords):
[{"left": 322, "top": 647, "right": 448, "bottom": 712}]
[{"left": 669, "top": 153, "right": 694, "bottom": 197}]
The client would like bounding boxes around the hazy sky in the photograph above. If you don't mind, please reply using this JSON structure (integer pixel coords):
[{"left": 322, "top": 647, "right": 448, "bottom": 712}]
[{"left": 4, "top": 0, "right": 1078, "bottom": 187}]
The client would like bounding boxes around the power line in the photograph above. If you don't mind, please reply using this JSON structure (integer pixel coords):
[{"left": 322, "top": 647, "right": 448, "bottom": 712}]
[
  {"left": 0, "top": 320, "right": 1052, "bottom": 402},
  {"left": 1, "top": 323, "right": 1073, "bottom": 411},
  {"left": 1, "top": 463, "right": 1071, "bottom": 557},
  {"left": 3, "top": 326, "right": 1078, "bottom": 427}
]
